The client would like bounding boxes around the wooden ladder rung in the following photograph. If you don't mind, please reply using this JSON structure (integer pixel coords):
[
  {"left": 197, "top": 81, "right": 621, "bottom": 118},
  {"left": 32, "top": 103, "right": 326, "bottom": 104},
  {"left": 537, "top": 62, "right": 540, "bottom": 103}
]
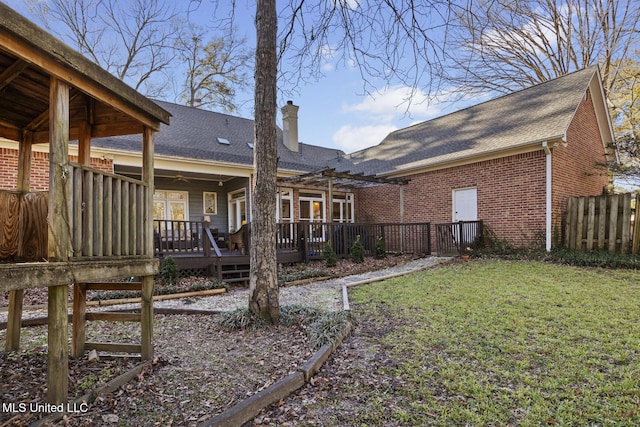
[
  {"left": 85, "top": 342, "right": 142, "bottom": 354},
  {"left": 86, "top": 312, "right": 141, "bottom": 322},
  {"left": 85, "top": 282, "right": 142, "bottom": 291}
]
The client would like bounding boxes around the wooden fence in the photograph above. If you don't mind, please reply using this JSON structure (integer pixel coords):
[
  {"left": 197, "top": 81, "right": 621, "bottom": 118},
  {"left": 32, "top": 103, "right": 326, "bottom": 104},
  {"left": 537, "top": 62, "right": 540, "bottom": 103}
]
[
  {"left": 564, "top": 193, "right": 637, "bottom": 253},
  {"left": 435, "top": 221, "right": 484, "bottom": 256}
]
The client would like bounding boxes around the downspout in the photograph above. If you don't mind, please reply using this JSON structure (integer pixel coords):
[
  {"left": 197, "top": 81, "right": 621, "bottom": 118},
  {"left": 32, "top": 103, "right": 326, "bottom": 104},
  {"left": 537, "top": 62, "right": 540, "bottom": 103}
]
[{"left": 542, "top": 141, "right": 552, "bottom": 252}]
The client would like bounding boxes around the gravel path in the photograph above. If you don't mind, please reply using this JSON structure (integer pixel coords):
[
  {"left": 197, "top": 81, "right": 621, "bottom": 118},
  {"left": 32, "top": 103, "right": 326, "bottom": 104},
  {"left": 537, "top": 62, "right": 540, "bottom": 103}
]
[
  {"left": 153, "top": 256, "right": 449, "bottom": 312},
  {"left": 0, "top": 256, "right": 450, "bottom": 322}
]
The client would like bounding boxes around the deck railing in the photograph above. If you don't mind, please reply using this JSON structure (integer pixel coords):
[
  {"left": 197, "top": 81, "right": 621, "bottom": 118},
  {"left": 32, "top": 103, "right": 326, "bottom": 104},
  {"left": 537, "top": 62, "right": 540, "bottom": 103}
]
[
  {"left": 298, "top": 222, "right": 431, "bottom": 259},
  {"left": 69, "top": 163, "right": 152, "bottom": 258},
  {"left": 155, "top": 220, "right": 431, "bottom": 260},
  {"left": 435, "top": 220, "right": 484, "bottom": 256},
  {"left": 153, "top": 219, "right": 209, "bottom": 254}
]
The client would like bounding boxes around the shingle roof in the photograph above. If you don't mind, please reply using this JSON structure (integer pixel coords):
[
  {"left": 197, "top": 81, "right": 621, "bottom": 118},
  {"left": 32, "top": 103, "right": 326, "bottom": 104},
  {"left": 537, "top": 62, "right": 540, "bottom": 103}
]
[
  {"left": 92, "top": 100, "right": 347, "bottom": 173},
  {"left": 347, "top": 66, "right": 600, "bottom": 175}
]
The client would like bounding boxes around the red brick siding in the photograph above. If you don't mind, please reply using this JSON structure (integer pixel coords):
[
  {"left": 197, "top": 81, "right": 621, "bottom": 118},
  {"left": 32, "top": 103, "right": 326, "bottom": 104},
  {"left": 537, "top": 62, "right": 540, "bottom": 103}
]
[
  {"left": 357, "top": 91, "right": 610, "bottom": 250},
  {"left": 357, "top": 151, "right": 548, "bottom": 249},
  {"left": 0, "top": 148, "right": 113, "bottom": 191},
  {"left": 551, "top": 88, "right": 609, "bottom": 236}
]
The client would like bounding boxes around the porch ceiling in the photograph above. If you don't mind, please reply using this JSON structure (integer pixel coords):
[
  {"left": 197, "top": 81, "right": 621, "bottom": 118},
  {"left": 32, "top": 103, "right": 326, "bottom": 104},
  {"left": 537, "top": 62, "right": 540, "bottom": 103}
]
[
  {"left": 0, "top": 3, "right": 170, "bottom": 144},
  {"left": 277, "top": 168, "right": 410, "bottom": 190}
]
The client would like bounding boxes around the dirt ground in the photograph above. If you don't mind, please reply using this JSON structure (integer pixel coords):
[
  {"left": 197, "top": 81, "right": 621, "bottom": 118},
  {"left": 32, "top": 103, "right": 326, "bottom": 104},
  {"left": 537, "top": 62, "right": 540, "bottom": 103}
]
[{"left": 0, "top": 255, "right": 419, "bottom": 426}]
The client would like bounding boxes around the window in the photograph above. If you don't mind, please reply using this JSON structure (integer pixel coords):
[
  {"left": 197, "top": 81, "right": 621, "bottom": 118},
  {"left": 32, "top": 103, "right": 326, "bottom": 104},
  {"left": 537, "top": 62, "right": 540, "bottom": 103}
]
[
  {"left": 332, "top": 193, "right": 354, "bottom": 223},
  {"left": 153, "top": 190, "right": 188, "bottom": 220},
  {"left": 203, "top": 192, "right": 217, "bottom": 214}
]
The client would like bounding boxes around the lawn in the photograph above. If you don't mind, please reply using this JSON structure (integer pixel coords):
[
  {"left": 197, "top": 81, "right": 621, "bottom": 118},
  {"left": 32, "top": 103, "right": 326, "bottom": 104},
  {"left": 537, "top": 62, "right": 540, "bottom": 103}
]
[{"left": 341, "top": 260, "right": 640, "bottom": 426}]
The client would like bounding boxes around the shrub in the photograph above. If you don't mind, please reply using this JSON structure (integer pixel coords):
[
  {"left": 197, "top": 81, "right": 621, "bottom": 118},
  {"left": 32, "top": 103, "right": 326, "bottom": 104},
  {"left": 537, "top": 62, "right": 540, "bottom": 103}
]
[
  {"left": 374, "top": 236, "right": 386, "bottom": 259},
  {"left": 351, "top": 235, "right": 365, "bottom": 264},
  {"left": 159, "top": 256, "right": 178, "bottom": 285},
  {"left": 323, "top": 240, "right": 337, "bottom": 267}
]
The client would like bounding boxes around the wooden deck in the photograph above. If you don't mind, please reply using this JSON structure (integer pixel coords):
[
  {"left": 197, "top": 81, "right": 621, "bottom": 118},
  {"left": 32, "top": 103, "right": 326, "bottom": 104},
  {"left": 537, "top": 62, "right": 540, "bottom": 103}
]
[{"left": 153, "top": 220, "right": 432, "bottom": 283}]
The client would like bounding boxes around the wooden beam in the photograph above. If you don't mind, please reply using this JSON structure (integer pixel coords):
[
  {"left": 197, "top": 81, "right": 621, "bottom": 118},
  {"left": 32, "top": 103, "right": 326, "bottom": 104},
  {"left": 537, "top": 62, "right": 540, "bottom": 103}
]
[
  {"left": 0, "top": 58, "right": 28, "bottom": 90},
  {"left": 86, "top": 312, "right": 141, "bottom": 322},
  {"left": 85, "top": 342, "right": 142, "bottom": 354}
]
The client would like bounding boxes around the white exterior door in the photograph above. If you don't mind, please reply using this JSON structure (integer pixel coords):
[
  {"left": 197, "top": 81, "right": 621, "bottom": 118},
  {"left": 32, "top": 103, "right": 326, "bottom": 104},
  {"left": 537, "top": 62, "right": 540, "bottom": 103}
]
[{"left": 452, "top": 187, "right": 477, "bottom": 222}]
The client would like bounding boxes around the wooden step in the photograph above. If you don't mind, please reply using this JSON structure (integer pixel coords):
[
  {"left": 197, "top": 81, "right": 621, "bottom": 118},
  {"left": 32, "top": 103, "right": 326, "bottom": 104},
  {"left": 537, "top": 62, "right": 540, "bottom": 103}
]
[
  {"left": 85, "top": 342, "right": 142, "bottom": 354},
  {"left": 85, "top": 282, "right": 142, "bottom": 291},
  {"left": 86, "top": 312, "right": 141, "bottom": 322}
]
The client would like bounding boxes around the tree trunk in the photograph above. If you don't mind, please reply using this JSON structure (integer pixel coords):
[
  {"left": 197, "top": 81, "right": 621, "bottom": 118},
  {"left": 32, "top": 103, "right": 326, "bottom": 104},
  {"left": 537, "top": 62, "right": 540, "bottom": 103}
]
[{"left": 249, "top": 0, "right": 279, "bottom": 324}]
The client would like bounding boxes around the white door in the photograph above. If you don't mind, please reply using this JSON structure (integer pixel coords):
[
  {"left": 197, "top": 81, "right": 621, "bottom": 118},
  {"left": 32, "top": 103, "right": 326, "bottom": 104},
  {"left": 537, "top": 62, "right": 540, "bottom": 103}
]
[
  {"left": 452, "top": 188, "right": 478, "bottom": 247},
  {"left": 453, "top": 187, "right": 477, "bottom": 222}
]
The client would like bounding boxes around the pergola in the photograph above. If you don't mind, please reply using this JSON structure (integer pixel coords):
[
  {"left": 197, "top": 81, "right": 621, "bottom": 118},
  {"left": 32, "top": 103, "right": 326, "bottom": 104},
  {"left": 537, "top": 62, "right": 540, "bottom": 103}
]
[{"left": 277, "top": 168, "right": 410, "bottom": 222}]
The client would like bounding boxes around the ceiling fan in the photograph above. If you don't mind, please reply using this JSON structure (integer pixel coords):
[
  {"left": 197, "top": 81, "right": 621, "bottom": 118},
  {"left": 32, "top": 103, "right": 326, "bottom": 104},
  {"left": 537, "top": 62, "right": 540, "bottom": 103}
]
[{"left": 172, "top": 174, "right": 190, "bottom": 183}]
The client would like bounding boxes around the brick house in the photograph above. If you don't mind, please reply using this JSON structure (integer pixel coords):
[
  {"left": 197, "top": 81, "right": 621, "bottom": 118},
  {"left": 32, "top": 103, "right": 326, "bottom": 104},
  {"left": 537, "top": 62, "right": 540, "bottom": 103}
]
[
  {"left": 0, "top": 66, "right": 614, "bottom": 252},
  {"left": 347, "top": 66, "right": 615, "bottom": 251}
]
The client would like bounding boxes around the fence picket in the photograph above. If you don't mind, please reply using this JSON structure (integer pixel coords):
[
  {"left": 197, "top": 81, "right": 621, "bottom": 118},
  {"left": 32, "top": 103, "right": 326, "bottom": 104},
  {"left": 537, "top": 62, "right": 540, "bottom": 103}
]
[{"left": 564, "top": 193, "right": 634, "bottom": 254}]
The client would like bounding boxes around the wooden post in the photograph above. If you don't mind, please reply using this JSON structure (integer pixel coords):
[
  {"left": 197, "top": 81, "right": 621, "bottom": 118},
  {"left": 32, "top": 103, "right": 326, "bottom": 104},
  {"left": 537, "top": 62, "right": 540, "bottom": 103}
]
[
  {"left": 47, "top": 77, "right": 70, "bottom": 404},
  {"left": 71, "top": 283, "right": 87, "bottom": 358},
  {"left": 5, "top": 131, "right": 32, "bottom": 352},
  {"left": 141, "top": 275, "right": 154, "bottom": 360},
  {"left": 141, "top": 126, "right": 155, "bottom": 359}
]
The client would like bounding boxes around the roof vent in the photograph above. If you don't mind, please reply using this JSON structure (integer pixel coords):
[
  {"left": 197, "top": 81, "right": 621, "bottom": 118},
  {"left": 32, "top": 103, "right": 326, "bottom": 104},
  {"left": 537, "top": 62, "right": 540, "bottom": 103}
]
[{"left": 217, "top": 137, "right": 230, "bottom": 145}]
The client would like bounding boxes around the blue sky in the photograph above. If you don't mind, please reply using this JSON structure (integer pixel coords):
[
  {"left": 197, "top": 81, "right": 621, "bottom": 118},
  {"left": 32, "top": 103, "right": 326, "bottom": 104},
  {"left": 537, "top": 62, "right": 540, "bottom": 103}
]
[{"left": 6, "top": 0, "right": 477, "bottom": 154}]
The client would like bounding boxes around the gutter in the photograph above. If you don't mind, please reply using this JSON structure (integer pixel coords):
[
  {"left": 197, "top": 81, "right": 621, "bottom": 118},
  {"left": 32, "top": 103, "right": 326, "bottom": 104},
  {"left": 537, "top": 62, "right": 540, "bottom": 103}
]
[{"left": 542, "top": 141, "right": 552, "bottom": 252}]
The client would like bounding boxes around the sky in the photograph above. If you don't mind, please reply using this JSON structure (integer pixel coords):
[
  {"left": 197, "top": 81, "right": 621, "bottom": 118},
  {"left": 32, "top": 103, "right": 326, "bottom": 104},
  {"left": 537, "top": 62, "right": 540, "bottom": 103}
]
[{"left": 5, "top": 0, "right": 479, "bottom": 154}]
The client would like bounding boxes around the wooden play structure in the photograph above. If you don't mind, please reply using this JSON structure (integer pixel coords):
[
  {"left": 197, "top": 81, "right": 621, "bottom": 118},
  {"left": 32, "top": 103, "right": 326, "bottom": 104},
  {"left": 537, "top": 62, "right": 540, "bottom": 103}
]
[{"left": 0, "top": 4, "right": 170, "bottom": 403}]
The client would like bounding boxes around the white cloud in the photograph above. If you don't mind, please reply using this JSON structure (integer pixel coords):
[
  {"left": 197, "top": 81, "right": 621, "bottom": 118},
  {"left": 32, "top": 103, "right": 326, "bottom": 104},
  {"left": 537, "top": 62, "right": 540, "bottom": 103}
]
[
  {"left": 342, "top": 85, "right": 443, "bottom": 123},
  {"left": 332, "top": 124, "right": 397, "bottom": 153}
]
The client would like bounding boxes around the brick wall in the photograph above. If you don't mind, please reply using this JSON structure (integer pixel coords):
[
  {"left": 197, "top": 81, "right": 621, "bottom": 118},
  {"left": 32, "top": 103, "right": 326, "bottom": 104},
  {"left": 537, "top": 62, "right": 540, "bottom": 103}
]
[
  {"left": 0, "top": 147, "right": 113, "bottom": 191},
  {"left": 357, "top": 151, "right": 548, "bottom": 249},
  {"left": 550, "top": 88, "right": 610, "bottom": 237}
]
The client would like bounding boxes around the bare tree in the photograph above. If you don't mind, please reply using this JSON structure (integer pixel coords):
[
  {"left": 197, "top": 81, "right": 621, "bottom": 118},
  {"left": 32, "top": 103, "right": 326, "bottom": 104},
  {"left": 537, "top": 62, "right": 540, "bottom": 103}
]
[
  {"left": 248, "top": 0, "right": 454, "bottom": 323},
  {"left": 176, "top": 25, "right": 253, "bottom": 112},
  {"left": 444, "top": 0, "right": 640, "bottom": 96},
  {"left": 29, "top": 0, "right": 181, "bottom": 97},
  {"left": 250, "top": 0, "right": 279, "bottom": 324}
]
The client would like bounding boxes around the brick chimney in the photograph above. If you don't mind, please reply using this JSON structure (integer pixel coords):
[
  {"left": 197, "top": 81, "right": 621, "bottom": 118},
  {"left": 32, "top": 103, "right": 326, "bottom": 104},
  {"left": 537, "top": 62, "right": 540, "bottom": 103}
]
[{"left": 281, "top": 100, "right": 299, "bottom": 152}]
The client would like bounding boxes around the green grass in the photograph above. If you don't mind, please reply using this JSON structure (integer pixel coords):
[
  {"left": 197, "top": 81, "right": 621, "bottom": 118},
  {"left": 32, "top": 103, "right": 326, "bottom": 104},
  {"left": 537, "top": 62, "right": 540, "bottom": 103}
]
[{"left": 346, "top": 260, "right": 640, "bottom": 426}]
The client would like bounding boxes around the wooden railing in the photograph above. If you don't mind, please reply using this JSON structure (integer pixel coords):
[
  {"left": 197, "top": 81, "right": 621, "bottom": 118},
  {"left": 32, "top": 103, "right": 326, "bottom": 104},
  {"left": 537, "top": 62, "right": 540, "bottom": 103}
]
[
  {"left": 153, "top": 219, "right": 208, "bottom": 254},
  {"left": 297, "top": 222, "right": 432, "bottom": 260},
  {"left": 155, "top": 221, "right": 431, "bottom": 260},
  {"left": 69, "top": 163, "right": 151, "bottom": 258},
  {"left": 435, "top": 221, "right": 484, "bottom": 256}
]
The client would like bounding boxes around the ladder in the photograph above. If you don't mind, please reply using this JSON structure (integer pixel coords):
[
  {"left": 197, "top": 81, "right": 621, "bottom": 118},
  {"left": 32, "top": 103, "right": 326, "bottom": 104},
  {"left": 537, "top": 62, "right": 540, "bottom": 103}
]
[{"left": 71, "top": 278, "right": 154, "bottom": 359}]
